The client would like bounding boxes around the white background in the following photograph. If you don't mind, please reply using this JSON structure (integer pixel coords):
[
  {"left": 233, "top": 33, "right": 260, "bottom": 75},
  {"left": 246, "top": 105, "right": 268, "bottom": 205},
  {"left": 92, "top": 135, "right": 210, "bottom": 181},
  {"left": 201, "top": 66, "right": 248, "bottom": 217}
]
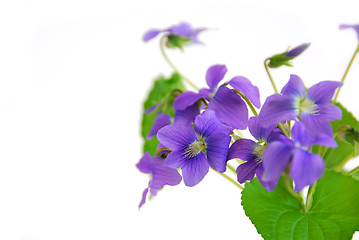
[{"left": 0, "top": 0, "right": 359, "bottom": 239}]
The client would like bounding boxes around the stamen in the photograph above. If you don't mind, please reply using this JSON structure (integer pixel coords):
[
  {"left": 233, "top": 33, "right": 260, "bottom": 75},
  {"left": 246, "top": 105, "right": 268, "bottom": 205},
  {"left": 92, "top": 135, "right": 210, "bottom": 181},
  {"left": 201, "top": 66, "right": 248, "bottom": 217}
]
[{"left": 185, "top": 137, "right": 207, "bottom": 158}]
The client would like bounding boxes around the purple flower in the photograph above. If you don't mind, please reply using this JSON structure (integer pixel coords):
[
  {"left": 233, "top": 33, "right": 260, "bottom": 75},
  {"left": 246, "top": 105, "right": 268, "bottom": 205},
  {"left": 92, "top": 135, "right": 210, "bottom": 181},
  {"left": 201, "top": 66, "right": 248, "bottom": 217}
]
[
  {"left": 340, "top": 24, "right": 359, "bottom": 41},
  {"left": 261, "top": 122, "right": 325, "bottom": 192},
  {"left": 285, "top": 43, "right": 310, "bottom": 58},
  {"left": 259, "top": 75, "right": 342, "bottom": 145},
  {"left": 136, "top": 151, "right": 182, "bottom": 208},
  {"left": 143, "top": 22, "right": 205, "bottom": 43},
  {"left": 173, "top": 65, "right": 260, "bottom": 130},
  {"left": 157, "top": 110, "right": 231, "bottom": 187},
  {"left": 227, "top": 117, "right": 286, "bottom": 191}
]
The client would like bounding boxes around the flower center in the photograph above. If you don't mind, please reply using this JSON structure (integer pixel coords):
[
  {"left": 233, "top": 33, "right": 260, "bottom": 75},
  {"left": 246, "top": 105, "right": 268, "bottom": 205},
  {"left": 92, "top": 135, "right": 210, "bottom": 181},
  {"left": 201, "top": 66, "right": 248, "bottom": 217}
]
[
  {"left": 295, "top": 97, "right": 318, "bottom": 116},
  {"left": 185, "top": 137, "right": 207, "bottom": 158},
  {"left": 254, "top": 144, "right": 266, "bottom": 163}
]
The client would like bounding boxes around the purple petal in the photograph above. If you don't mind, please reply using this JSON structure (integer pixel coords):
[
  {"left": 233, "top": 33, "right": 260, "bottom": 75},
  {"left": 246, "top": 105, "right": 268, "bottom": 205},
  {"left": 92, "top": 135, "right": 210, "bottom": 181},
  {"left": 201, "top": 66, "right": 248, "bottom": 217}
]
[
  {"left": 285, "top": 43, "right": 310, "bottom": 58},
  {"left": 165, "top": 149, "right": 189, "bottom": 169},
  {"left": 236, "top": 159, "right": 260, "bottom": 183},
  {"left": 262, "top": 141, "right": 294, "bottom": 189},
  {"left": 181, "top": 152, "right": 209, "bottom": 187},
  {"left": 205, "top": 133, "right": 231, "bottom": 173},
  {"left": 144, "top": 102, "right": 159, "bottom": 114},
  {"left": 299, "top": 115, "right": 337, "bottom": 148},
  {"left": 256, "top": 165, "right": 278, "bottom": 191},
  {"left": 340, "top": 24, "right": 359, "bottom": 41},
  {"left": 174, "top": 103, "right": 200, "bottom": 125},
  {"left": 146, "top": 114, "right": 172, "bottom": 140},
  {"left": 173, "top": 90, "right": 207, "bottom": 111},
  {"left": 281, "top": 75, "right": 306, "bottom": 97},
  {"left": 168, "top": 22, "right": 192, "bottom": 37},
  {"left": 317, "top": 103, "right": 342, "bottom": 121},
  {"left": 206, "top": 65, "right": 227, "bottom": 90},
  {"left": 189, "top": 28, "right": 206, "bottom": 44},
  {"left": 208, "top": 86, "right": 248, "bottom": 130},
  {"left": 258, "top": 94, "right": 297, "bottom": 127},
  {"left": 143, "top": 29, "right": 162, "bottom": 42},
  {"left": 227, "top": 138, "right": 257, "bottom": 162},
  {"left": 307, "top": 81, "right": 343, "bottom": 104},
  {"left": 290, "top": 149, "right": 325, "bottom": 192},
  {"left": 248, "top": 116, "right": 277, "bottom": 142},
  {"left": 157, "top": 123, "right": 196, "bottom": 151},
  {"left": 139, "top": 188, "right": 149, "bottom": 209},
  {"left": 194, "top": 110, "right": 231, "bottom": 138},
  {"left": 136, "top": 152, "right": 152, "bottom": 174},
  {"left": 149, "top": 156, "right": 182, "bottom": 189},
  {"left": 228, "top": 76, "right": 261, "bottom": 108}
]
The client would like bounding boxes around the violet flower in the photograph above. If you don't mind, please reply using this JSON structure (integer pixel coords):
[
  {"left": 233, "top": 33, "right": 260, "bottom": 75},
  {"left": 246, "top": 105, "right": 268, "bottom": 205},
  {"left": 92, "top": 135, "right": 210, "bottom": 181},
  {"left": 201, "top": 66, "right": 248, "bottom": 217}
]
[
  {"left": 261, "top": 122, "right": 326, "bottom": 192},
  {"left": 136, "top": 151, "right": 182, "bottom": 208},
  {"left": 259, "top": 74, "right": 342, "bottom": 145},
  {"left": 340, "top": 24, "right": 359, "bottom": 41},
  {"left": 143, "top": 22, "right": 205, "bottom": 44},
  {"left": 268, "top": 43, "right": 310, "bottom": 68},
  {"left": 173, "top": 65, "right": 260, "bottom": 130},
  {"left": 157, "top": 110, "right": 231, "bottom": 187},
  {"left": 227, "top": 117, "right": 286, "bottom": 191}
]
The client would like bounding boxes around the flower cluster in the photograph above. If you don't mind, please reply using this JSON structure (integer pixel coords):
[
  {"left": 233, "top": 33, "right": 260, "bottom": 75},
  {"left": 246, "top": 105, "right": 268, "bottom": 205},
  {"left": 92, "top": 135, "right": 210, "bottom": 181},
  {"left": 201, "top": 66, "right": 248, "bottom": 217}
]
[{"left": 137, "top": 22, "right": 359, "bottom": 211}]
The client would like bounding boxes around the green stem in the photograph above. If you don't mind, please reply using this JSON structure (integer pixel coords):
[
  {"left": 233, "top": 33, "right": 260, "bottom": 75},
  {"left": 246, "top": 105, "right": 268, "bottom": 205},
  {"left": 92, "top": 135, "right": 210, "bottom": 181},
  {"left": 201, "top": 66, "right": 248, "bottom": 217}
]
[
  {"left": 305, "top": 183, "right": 316, "bottom": 212},
  {"left": 211, "top": 167, "right": 243, "bottom": 190},
  {"left": 264, "top": 58, "right": 279, "bottom": 94},
  {"left": 159, "top": 36, "right": 199, "bottom": 90},
  {"left": 284, "top": 173, "right": 305, "bottom": 211},
  {"left": 227, "top": 163, "right": 237, "bottom": 175},
  {"left": 333, "top": 43, "right": 359, "bottom": 103},
  {"left": 232, "top": 89, "right": 258, "bottom": 116},
  {"left": 346, "top": 165, "right": 359, "bottom": 176}
]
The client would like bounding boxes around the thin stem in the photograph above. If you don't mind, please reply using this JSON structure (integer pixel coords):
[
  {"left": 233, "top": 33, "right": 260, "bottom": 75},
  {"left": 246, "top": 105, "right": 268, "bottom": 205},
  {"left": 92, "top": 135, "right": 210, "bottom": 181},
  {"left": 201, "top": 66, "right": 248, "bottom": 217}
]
[
  {"left": 264, "top": 58, "right": 279, "bottom": 94},
  {"left": 346, "top": 165, "right": 359, "bottom": 176},
  {"left": 333, "top": 43, "right": 359, "bottom": 102},
  {"left": 226, "top": 163, "right": 237, "bottom": 175},
  {"left": 305, "top": 183, "right": 316, "bottom": 212},
  {"left": 211, "top": 167, "right": 243, "bottom": 190},
  {"left": 159, "top": 36, "right": 199, "bottom": 90},
  {"left": 232, "top": 89, "right": 258, "bottom": 116},
  {"left": 284, "top": 173, "right": 305, "bottom": 211}
]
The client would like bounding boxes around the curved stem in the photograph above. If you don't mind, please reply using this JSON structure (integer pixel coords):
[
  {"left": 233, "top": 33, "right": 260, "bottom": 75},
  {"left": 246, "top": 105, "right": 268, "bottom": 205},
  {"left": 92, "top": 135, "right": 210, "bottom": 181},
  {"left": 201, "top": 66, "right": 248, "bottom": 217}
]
[
  {"left": 159, "top": 36, "right": 199, "bottom": 90},
  {"left": 277, "top": 122, "right": 290, "bottom": 138},
  {"left": 264, "top": 58, "right": 279, "bottom": 94},
  {"left": 333, "top": 43, "right": 359, "bottom": 102},
  {"left": 211, "top": 167, "right": 243, "bottom": 190},
  {"left": 232, "top": 89, "right": 258, "bottom": 116}
]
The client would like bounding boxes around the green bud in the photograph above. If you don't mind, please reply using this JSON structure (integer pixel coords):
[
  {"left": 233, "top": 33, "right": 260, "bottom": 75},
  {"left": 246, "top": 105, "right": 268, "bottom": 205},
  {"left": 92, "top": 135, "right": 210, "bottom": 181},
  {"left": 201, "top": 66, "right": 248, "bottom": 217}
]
[{"left": 166, "top": 35, "right": 192, "bottom": 50}]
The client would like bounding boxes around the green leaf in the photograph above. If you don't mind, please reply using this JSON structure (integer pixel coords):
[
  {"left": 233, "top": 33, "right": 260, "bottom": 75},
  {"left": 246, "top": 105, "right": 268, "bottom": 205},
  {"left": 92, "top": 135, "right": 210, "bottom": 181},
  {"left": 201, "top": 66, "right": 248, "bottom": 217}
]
[
  {"left": 242, "top": 170, "right": 359, "bottom": 240},
  {"left": 323, "top": 103, "right": 359, "bottom": 169},
  {"left": 141, "top": 73, "right": 186, "bottom": 155}
]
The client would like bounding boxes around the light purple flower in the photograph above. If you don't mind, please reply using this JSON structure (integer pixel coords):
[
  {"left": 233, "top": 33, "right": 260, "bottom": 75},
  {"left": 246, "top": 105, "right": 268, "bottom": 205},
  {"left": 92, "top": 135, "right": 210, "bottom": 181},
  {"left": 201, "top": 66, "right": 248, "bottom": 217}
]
[
  {"left": 285, "top": 43, "right": 310, "bottom": 58},
  {"left": 157, "top": 110, "right": 231, "bottom": 187},
  {"left": 262, "top": 122, "right": 325, "bottom": 192},
  {"left": 259, "top": 75, "right": 342, "bottom": 145},
  {"left": 340, "top": 24, "right": 359, "bottom": 41},
  {"left": 173, "top": 65, "right": 260, "bottom": 130},
  {"left": 143, "top": 22, "right": 206, "bottom": 43},
  {"left": 227, "top": 117, "right": 286, "bottom": 191},
  {"left": 136, "top": 151, "right": 182, "bottom": 208}
]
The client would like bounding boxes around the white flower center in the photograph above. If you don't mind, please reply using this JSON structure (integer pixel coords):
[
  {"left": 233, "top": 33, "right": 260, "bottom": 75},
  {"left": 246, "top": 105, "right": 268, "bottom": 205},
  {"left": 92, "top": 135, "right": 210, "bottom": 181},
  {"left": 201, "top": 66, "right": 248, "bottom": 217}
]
[
  {"left": 185, "top": 137, "right": 207, "bottom": 158},
  {"left": 295, "top": 97, "right": 319, "bottom": 116}
]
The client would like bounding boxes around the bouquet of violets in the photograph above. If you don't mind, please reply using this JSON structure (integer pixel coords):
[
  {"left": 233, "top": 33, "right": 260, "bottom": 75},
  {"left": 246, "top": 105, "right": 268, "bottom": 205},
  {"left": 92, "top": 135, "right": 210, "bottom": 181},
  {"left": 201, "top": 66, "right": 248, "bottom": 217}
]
[{"left": 137, "top": 22, "right": 359, "bottom": 240}]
